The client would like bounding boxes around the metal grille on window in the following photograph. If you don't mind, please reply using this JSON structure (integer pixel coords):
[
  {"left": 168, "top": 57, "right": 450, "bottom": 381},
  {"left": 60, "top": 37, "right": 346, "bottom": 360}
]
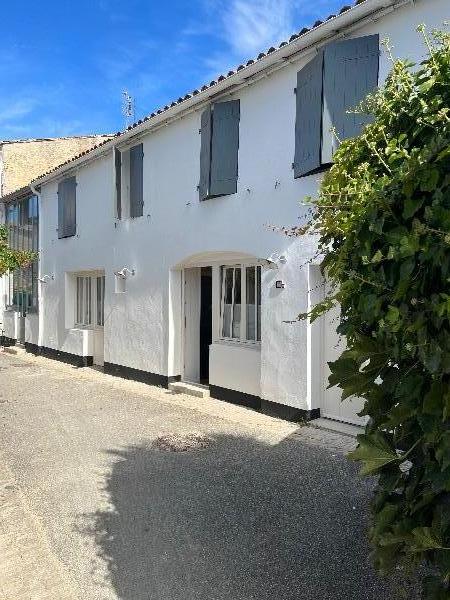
[
  {"left": 76, "top": 276, "right": 92, "bottom": 326},
  {"left": 97, "top": 276, "right": 105, "bottom": 326}
]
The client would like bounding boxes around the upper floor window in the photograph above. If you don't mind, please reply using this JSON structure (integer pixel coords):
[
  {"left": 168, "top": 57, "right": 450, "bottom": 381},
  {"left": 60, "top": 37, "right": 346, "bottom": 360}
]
[
  {"left": 220, "top": 264, "right": 261, "bottom": 343},
  {"left": 115, "top": 143, "right": 144, "bottom": 219},
  {"left": 199, "top": 100, "right": 240, "bottom": 201},
  {"left": 58, "top": 176, "right": 77, "bottom": 238},
  {"left": 294, "top": 34, "right": 379, "bottom": 178}
]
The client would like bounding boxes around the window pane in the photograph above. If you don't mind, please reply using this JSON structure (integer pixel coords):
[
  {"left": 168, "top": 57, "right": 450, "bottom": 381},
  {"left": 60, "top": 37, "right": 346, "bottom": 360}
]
[
  {"left": 97, "top": 276, "right": 105, "bottom": 326},
  {"left": 85, "top": 277, "right": 92, "bottom": 325},
  {"left": 257, "top": 266, "right": 261, "bottom": 341},
  {"left": 232, "top": 268, "right": 241, "bottom": 338},
  {"left": 246, "top": 267, "right": 256, "bottom": 341},
  {"left": 222, "top": 268, "right": 233, "bottom": 338},
  {"left": 76, "top": 277, "right": 83, "bottom": 324}
]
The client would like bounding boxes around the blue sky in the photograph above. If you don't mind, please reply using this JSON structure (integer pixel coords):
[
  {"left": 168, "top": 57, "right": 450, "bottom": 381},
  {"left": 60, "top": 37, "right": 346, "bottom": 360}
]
[{"left": 0, "top": 0, "right": 345, "bottom": 140}]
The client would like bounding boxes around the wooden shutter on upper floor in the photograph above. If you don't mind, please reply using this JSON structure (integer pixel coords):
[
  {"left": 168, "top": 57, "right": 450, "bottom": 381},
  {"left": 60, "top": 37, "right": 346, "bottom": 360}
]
[
  {"left": 129, "top": 143, "right": 144, "bottom": 218},
  {"left": 293, "top": 51, "right": 324, "bottom": 178},
  {"left": 322, "top": 34, "right": 379, "bottom": 164},
  {"left": 199, "top": 106, "right": 212, "bottom": 201},
  {"left": 115, "top": 148, "right": 122, "bottom": 220},
  {"left": 209, "top": 100, "right": 240, "bottom": 197},
  {"left": 58, "top": 176, "right": 76, "bottom": 239}
]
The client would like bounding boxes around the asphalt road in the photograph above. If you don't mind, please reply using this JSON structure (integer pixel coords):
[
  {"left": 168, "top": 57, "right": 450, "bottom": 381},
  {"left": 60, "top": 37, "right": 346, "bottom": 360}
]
[{"left": 0, "top": 350, "right": 418, "bottom": 600}]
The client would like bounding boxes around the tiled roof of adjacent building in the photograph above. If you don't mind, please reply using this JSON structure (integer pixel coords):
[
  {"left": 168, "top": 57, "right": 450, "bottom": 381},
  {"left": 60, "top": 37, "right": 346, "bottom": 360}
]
[{"left": 31, "top": 0, "right": 392, "bottom": 186}]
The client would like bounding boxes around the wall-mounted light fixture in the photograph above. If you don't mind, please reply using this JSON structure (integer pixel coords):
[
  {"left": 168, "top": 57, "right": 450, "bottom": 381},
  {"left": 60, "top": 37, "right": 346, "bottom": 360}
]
[
  {"left": 114, "top": 267, "right": 135, "bottom": 293},
  {"left": 263, "top": 253, "right": 288, "bottom": 270},
  {"left": 114, "top": 267, "right": 135, "bottom": 279},
  {"left": 38, "top": 274, "right": 54, "bottom": 283}
]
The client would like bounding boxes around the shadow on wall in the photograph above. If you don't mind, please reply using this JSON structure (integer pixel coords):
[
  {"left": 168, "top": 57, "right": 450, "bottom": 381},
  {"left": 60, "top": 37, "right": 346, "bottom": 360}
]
[{"left": 78, "top": 433, "right": 418, "bottom": 600}]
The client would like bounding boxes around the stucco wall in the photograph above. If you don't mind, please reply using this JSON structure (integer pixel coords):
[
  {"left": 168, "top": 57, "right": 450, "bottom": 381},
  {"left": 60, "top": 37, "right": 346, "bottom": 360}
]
[{"left": 38, "top": 0, "right": 448, "bottom": 410}]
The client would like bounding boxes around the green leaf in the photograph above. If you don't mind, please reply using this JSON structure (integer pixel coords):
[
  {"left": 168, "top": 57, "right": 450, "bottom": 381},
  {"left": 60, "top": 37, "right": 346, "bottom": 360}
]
[
  {"left": 411, "top": 527, "right": 444, "bottom": 551},
  {"left": 348, "top": 432, "right": 398, "bottom": 476}
]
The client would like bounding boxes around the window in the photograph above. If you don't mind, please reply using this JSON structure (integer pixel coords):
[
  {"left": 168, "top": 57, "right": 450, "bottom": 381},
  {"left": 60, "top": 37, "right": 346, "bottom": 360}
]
[
  {"left": 220, "top": 265, "right": 261, "bottom": 343},
  {"left": 76, "top": 276, "right": 92, "bottom": 326},
  {"left": 115, "top": 144, "right": 144, "bottom": 219},
  {"left": 5, "top": 194, "right": 39, "bottom": 314},
  {"left": 294, "top": 34, "right": 379, "bottom": 178},
  {"left": 129, "top": 143, "right": 144, "bottom": 217},
  {"left": 75, "top": 274, "right": 105, "bottom": 327},
  {"left": 199, "top": 100, "right": 240, "bottom": 201},
  {"left": 58, "top": 176, "right": 77, "bottom": 238}
]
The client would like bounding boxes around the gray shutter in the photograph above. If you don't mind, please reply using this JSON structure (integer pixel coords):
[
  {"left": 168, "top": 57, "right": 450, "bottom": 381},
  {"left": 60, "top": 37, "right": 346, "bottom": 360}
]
[
  {"left": 58, "top": 181, "right": 65, "bottom": 238},
  {"left": 58, "top": 177, "right": 76, "bottom": 238},
  {"left": 130, "top": 143, "right": 144, "bottom": 218},
  {"left": 293, "top": 51, "right": 324, "bottom": 178},
  {"left": 322, "top": 34, "right": 379, "bottom": 163},
  {"left": 209, "top": 100, "right": 240, "bottom": 197},
  {"left": 115, "top": 148, "right": 122, "bottom": 220},
  {"left": 199, "top": 106, "right": 212, "bottom": 201}
]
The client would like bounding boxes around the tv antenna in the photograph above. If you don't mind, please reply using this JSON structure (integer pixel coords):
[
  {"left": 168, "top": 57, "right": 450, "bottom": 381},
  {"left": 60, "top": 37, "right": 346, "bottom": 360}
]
[{"left": 122, "top": 90, "right": 135, "bottom": 128}]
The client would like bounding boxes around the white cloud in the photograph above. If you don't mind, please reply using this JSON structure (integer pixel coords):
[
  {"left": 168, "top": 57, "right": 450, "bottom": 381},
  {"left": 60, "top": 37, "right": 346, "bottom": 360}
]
[
  {"left": 0, "top": 99, "right": 36, "bottom": 125},
  {"left": 200, "top": 0, "right": 299, "bottom": 76},
  {"left": 223, "top": 0, "right": 296, "bottom": 57}
]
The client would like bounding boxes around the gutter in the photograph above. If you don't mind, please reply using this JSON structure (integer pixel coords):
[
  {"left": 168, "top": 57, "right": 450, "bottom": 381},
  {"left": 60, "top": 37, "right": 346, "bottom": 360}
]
[{"left": 32, "top": 0, "right": 412, "bottom": 189}]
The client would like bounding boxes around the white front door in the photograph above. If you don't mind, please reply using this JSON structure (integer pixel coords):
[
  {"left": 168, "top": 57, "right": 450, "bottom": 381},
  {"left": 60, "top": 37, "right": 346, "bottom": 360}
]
[
  {"left": 321, "top": 304, "right": 367, "bottom": 426},
  {"left": 183, "top": 268, "right": 201, "bottom": 383}
]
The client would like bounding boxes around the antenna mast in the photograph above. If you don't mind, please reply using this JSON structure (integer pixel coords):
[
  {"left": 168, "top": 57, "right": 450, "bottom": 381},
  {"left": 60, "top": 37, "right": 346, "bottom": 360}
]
[{"left": 122, "top": 90, "right": 135, "bottom": 129}]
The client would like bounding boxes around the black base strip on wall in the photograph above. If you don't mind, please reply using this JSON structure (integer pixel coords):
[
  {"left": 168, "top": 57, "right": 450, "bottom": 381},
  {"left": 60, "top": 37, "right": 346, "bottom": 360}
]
[
  {"left": 20, "top": 346, "right": 319, "bottom": 422},
  {"left": 103, "top": 361, "right": 180, "bottom": 388},
  {"left": 209, "top": 384, "right": 261, "bottom": 410},
  {"left": 260, "top": 399, "right": 320, "bottom": 422},
  {"left": 24, "top": 343, "right": 93, "bottom": 367},
  {"left": 209, "top": 386, "right": 320, "bottom": 420},
  {"left": 0, "top": 336, "right": 16, "bottom": 347}
]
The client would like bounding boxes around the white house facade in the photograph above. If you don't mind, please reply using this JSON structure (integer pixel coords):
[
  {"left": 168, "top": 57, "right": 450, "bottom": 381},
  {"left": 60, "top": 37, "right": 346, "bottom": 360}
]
[{"left": 2, "top": 0, "right": 447, "bottom": 425}]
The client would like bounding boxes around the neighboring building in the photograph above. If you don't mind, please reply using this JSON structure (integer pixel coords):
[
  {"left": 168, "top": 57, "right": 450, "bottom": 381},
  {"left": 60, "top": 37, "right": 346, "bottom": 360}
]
[
  {"left": 0, "top": 136, "right": 111, "bottom": 197},
  {"left": 0, "top": 136, "right": 112, "bottom": 346},
  {"left": 3, "top": 0, "right": 447, "bottom": 425}
]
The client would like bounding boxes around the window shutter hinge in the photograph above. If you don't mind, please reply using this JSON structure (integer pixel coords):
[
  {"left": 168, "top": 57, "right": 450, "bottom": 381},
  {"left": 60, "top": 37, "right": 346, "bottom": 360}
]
[
  {"left": 294, "top": 87, "right": 297, "bottom": 94},
  {"left": 291, "top": 163, "right": 295, "bottom": 170},
  {"left": 198, "top": 128, "right": 201, "bottom": 134},
  {"left": 196, "top": 185, "right": 200, "bottom": 191}
]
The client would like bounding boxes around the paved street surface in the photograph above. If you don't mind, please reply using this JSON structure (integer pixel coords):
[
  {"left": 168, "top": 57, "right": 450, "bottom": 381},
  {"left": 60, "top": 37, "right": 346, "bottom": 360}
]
[{"left": 0, "top": 350, "right": 418, "bottom": 600}]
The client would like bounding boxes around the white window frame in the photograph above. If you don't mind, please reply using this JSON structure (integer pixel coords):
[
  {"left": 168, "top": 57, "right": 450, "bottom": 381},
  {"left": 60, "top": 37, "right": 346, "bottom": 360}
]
[
  {"left": 74, "top": 272, "right": 105, "bottom": 329},
  {"left": 219, "top": 263, "right": 261, "bottom": 345}
]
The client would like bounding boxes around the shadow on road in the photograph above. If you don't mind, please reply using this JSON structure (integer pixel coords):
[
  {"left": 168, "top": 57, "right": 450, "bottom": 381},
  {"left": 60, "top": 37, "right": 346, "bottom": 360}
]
[{"left": 79, "top": 432, "right": 417, "bottom": 600}]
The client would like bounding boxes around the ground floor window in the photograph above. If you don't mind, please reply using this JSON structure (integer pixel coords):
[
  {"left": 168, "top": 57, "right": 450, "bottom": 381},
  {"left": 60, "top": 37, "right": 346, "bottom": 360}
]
[
  {"left": 75, "top": 274, "right": 105, "bottom": 327},
  {"left": 220, "top": 265, "right": 261, "bottom": 342}
]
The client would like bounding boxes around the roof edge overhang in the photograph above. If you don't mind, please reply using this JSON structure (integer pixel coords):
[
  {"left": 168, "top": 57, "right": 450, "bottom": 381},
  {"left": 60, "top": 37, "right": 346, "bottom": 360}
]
[
  {"left": 1, "top": 185, "right": 33, "bottom": 204},
  {"left": 32, "top": 0, "right": 410, "bottom": 189}
]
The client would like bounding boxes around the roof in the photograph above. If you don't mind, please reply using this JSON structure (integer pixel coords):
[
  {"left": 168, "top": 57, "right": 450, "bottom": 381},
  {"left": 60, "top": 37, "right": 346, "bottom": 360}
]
[
  {"left": 32, "top": 0, "right": 405, "bottom": 187},
  {"left": 1, "top": 185, "right": 32, "bottom": 204},
  {"left": 0, "top": 135, "right": 112, "bottom": 145}
]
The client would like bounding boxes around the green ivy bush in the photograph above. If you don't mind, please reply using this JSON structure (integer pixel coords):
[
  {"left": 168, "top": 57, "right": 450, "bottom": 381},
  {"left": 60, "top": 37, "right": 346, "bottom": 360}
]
[{"left": 298, "top": 28, "right": 450, "bottom": 598}]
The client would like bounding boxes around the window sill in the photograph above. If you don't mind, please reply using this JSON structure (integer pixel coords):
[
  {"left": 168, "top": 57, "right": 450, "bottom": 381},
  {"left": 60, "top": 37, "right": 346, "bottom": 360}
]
[{"left": 213, "top": 339, "right": 261, "bottom": 350}]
